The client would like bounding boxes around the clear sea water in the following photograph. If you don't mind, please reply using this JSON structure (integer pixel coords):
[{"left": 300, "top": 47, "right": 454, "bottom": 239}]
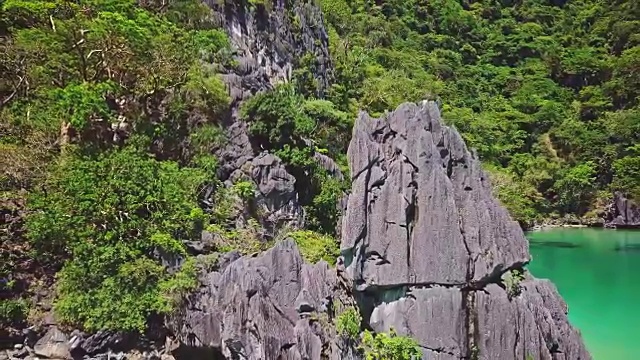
[{"left": 527, "top": 228, "right": 640, "bottom": 360}]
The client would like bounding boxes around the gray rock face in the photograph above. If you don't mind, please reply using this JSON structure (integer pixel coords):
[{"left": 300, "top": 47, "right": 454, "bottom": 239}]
[
  {"left": 201, "top": 0, "right": 334, "bottom": 232},
  {"left": 251, "top": 152, "right": 304, "bottom": 228},
  {"left": 605, "top": 191, "right": 640, "bottom": 228},
  {"left": 33, "top": 327, "right": 71, "bottom": 359},
  {"left": 342, "top": 101, "right": 590, "bottom": 359},
  {"left": 167, "top": 240, "right": 337, "bottom": 360},
  {"left": 313, "top": 152, "right": 344, "bottom": 181},
  {"left": 206, "top": 0, "right": 331, "bottom": 178},
  {"left": 475, "top": 280, "right": 591, "bottom": 360},
  {"left": 342, "top": 101, "right": 529, "bottom": 287},
  {"left": 207, "top": 0, "right": 331, "bottom": 100},
  {"left": 369, "top": 287, "right": 466, "bottom": 357}
]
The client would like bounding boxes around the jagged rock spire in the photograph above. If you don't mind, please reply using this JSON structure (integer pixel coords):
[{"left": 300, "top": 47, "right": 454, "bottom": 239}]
[
  {"left": 342, "top": 101, "right": 529, "bottom": 288},
  {"left": 341, "top": 101, "right": 590, "bottom": 359}
]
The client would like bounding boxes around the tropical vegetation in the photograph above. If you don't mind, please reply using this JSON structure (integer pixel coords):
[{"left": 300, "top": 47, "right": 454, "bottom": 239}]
[{"left": 1, "top": 0, "right": 639, "bottom": 337}]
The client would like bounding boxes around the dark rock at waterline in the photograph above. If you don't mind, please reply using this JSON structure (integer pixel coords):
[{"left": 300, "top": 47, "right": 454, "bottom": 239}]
[
  {"left": 75, "top": 330, "right": 134, "bottom": 355},
  {"left": 605, "top": 191, "right": 640, "bottom": 228},
  {"left": 341, "top": 101, "right": 590, "bottom": 359},
  {"left": 166, "top": 240, "right": 339, "bottom": 359},
  {"left": 614, "top": 243, "right": 640, "bottom": 252}
]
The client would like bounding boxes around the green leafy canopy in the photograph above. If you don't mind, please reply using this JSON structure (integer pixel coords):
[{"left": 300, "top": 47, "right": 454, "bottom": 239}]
[{"left": 26, "top": 148, "right": 205, "bottom": 331}]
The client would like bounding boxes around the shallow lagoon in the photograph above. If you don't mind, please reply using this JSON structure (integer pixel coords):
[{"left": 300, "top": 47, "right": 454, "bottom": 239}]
[{"left": 527, "top": 228, "right": 640, "bottom": 360}]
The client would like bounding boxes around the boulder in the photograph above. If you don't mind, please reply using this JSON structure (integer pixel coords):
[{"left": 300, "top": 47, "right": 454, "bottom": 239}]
[
  {"left": 33, "top": 327, "right": 71, "bottom": 359},
  {"left": 251, "top": 152, "right": 303, "bottom": 228},
  {"left": 605, "top": 191, "right": 640, "bottom": 228}
]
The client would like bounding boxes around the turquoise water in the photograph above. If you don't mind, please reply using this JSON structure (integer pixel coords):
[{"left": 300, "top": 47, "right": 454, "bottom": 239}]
[{"left": 527, "top": 228, "right": 640, "bottom": 360}]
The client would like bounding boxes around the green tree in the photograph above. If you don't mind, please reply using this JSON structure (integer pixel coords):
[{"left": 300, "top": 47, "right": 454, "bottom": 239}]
[
  {"left": 360, "top": 329, "right": 422, "bottom": 360},
  {"left": 320, "top": 0, "right": 640, "bottom": 225},
  {"left": 242, "top": 84, "right": 350, "bottom": 235},
  {"left": 26, "top": 147, "right": 206, "bottom": 331},
  {"left": 612, "top": 154, "right": 640, "bottom": 200},
  {"left": 288, "top": 230, "right": 339, "bottom": 265},
  {"left": 552, "top": 162, "right": 598, "bottom": 214},
  {"left": 336, "top": 306, "right": 362, "bottom": 340}
]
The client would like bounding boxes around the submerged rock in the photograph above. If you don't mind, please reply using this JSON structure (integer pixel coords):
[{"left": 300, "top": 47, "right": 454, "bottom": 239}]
[{"left": 341, "top": 101, "right": 590, "bottom": 359}]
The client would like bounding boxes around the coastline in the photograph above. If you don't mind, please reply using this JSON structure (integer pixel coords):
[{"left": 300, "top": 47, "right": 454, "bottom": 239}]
[
  {"left": 526, "top": 216, "right": 605, "bottom": 232},
  {"left": 527, "top": 218, "right": 640, "bottom": 232},
  {"left": 529, "top": 223, "right": 590, "bottom": 232}
]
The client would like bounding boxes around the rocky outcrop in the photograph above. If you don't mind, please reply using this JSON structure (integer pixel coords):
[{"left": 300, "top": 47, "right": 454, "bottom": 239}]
[
  {"left": 2, "top": 242, "right": 341, "bottom": 360},
  {"left": 605, "top": 191, "right": 640, "bottom": 228},
  {"left": 341, "top": 101, "right": 590, "bottom": 359},
  {"left": 1, "top": 328, "right": 172, "bottom": 360},
  {"left": 33, "top": 327, "right": 72, "bottom": 359},
  {"left": 2, "top": 101, "right": 592, "bottom": 360},
  {"left": 204, "top": 0, "right": 333, "bottom": 231},
  {"left": 342, "top": 101, "right": 529, "bottom": 287},
  {"left": 207, "top": 0, "right": 331, "bottom": 178},
  {"left": 250, "top": 153, "right": 304, "bottom": 228},
  {"left": 166, "top": 240, "right": 338, "bottom": 360}
]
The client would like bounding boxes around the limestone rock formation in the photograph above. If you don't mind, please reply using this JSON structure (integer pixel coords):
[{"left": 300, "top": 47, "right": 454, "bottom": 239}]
[
  {"left": 250, "top": 153, "right": 303, "bottom": 228},
  {"left": 33, "top": 327, "right": 72, "bottom": 360},
  {"left": 207, "top": 0, "right": 330, "bottom": 177},
  {"left": 203, "top": 0, "right": 333, "bottom": 231},
  {"left": 605, "top": 191, "right": 640, "bottom": 228},
  {"left": 167, "top": 240, "right": 337, "bottom": 360},
  {"left": 341, "top": 101, "right": 590, "bottom": 360}
]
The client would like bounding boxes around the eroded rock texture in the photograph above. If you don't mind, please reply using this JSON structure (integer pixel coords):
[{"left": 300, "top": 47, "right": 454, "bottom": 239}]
[
  {"left": 342, "top": 101, "right": 590, "bottom": 359},
  {"left": 200, "top": 0, "right": 332, "bottom": 231},
  {"left": 605, "top": 191, "right": 640, "bottom": 228},
  {"left": 250, "top": 152, "right": 303, "bottom": 228},
  {"left": 206, "top": 0, "right": 330, "bottom": 175},
  {"left": 167, "top": 240, "right": 338, "bottom": 360}
]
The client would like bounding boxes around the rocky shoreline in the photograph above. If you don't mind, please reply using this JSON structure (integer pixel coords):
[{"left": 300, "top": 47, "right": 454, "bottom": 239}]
[
  {"left": 529, "top": 218, "right": 603, "bottom": 232},
  {"left": 527, "top": 192, "right": 640, "bottom": 232}
]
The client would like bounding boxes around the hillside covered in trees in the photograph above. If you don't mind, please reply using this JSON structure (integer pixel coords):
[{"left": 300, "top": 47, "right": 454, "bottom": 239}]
[
  {"left": 320, "top": 0, "right": 640, "bottom": 226},
  {"left": 0, "top": 0, "right": 638, "bottom": 348}
]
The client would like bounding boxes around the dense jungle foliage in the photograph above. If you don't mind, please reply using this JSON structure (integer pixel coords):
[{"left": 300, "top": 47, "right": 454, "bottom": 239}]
[
  {"left": 0, "top": 0, "right": 237, "bottom": 331},
  {"left": 320, "top": 0, "right": 640, "bottom": 226},
  {"left": 0, "top": 0, "right": 346, "bottom": 332},
  {"left": 0, "top": 0, "right": 639, "bottom": 340}
]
